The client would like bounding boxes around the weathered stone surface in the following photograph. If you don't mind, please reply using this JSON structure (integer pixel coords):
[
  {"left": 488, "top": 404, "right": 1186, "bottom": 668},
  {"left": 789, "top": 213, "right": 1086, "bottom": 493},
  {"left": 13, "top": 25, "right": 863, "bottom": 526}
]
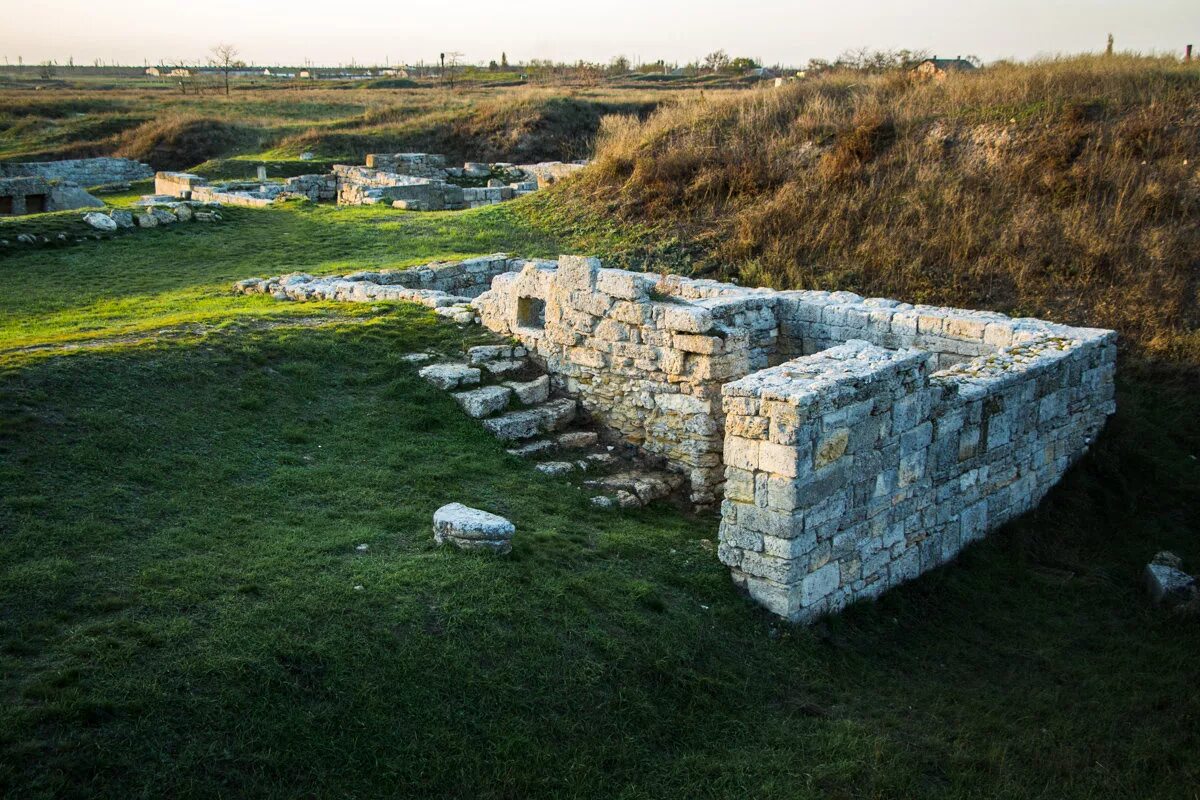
[
  {"left": 433, "top": 503, "right": 515, "bottom": 554},
  {"left": 506, "top": 439, "right": 556, "bottom": 458},
  {"left": 535, "top": 461, "right": 575, "bottom": 476},
  {"left": 482, "top": 398, "right": 575, "bottom": 440},
  {"left": 83, "top": 212, "right": 117, "bottom": 231},
  {"left": 1144, "top": 551, "right": 1197, "bottom": 607},
  {"left": 505, "top": 375, "right": 550, "bottom": 404},
  {"left": 452, "top": 385, "right": 511, "bottom": 418},
  {"left": 557, "top": 431, "right": 599, "bottom": 449},
  {"left": 418, "top": 363, "right": 480, "bottom": 390}
]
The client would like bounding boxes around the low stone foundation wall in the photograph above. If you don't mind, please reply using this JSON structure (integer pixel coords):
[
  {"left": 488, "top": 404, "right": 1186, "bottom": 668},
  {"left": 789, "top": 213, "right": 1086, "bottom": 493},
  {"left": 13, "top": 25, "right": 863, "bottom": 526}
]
[{"left": 0, "top": 157, "right": 153, "bottom": 186}]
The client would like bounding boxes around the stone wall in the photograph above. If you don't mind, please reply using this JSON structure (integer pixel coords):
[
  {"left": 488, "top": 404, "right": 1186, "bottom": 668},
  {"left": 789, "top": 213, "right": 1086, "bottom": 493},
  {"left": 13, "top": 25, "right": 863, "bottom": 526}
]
[
  {"left": 0, "top": 157, "right": 153, "bottom": 186},
  {"left": 476, "top": 258, "right": 755, "bottom": 506},
  {"left": 718, "top": 329, "right": 1114, "bottom": 622},
  {"left": 475, "top": 256, "right": 1117, "bottom": 619},
  {"left": 365, "top": 153, "right": 448, "bottom": 178},
  {"left": 282, "top": 174, "right": 338, "bottom": 202},
  {"left": 155, "top": 171, "right": 208, "bottom": 199}
]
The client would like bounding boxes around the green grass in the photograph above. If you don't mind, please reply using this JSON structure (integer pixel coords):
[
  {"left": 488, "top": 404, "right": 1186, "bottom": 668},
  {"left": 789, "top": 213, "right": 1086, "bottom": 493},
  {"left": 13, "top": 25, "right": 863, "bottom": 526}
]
[
  {"left": 0, "top": 201, "right": 562, "bottom": 360},
  {"left": 1, "top": 201, "right": 1198, "bottom": 798}
]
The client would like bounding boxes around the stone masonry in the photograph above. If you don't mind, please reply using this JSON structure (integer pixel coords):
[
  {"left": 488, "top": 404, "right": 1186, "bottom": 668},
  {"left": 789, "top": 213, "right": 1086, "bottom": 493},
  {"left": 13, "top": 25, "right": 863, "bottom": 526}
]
[
  {"left": 0, "top": 157, "right": 153, "bottom": 186},
  {"left": 473, "top": 256, "right": 1116, "bottom": 621},
  {"left": 237, "top": 253, "right": 1116, "bottom": 623}
]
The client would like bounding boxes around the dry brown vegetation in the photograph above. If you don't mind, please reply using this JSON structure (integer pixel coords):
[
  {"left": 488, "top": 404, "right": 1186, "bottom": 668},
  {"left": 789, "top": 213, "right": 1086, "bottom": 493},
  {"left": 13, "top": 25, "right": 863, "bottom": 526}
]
[
  {"left": 556, "top": 55, "right": 1200, "bottom": 361},
  {"left": 276, "top": 89, "right": 660, "bottom": 164}
]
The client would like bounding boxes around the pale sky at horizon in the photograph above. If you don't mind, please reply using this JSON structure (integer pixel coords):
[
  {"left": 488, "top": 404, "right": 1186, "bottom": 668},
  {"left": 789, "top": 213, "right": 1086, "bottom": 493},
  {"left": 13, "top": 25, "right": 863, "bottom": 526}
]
[{"left": 0, "top": 0, "right": 1196, "bottom": 67}]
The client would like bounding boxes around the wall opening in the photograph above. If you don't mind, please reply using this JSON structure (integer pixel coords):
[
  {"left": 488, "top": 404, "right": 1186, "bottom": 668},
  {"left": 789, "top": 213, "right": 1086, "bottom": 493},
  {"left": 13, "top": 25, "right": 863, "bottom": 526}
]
[
  {"left": 0, "top": 196, "right": 12, "bottom": 215},
  {"left": 25, "top": 194, "right": 47, "bottom": 213},
  {"left": 517, "top": 296, "right": 546, "bottom": 329}
]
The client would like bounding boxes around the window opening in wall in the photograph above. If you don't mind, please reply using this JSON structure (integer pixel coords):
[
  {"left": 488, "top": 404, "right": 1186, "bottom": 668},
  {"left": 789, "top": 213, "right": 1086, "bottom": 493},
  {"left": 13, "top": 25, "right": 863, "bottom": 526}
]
[
  {"left": 517, "top": 296, "right": 546, "bottom": 329},
  {"left": 0, "top": 196, "right": 13, "bottom": 215},
  {"left": 25, "top": 194, "right": 47, "bottom": 213}
]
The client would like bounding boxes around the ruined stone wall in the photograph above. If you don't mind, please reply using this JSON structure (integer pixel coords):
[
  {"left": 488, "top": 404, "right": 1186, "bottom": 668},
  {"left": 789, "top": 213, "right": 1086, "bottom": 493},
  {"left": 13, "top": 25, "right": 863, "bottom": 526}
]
[
  {"left": 476, "top": 258, "right": 754, "bottom": 505},
  {"left": 364, "top": 153, "right": 448, "bottom": 178},
  {"left": 155, "top": 171, "right": 208, "bottom": 199},
  {"left": 282, "top": 174, "right": 337, "bottom": 202},
  {"left": 0, "top": 176, "right": 105, "bottom": 215},
  {"left": 718, "top": 326, "right": 1115, "bottom": 622},
  {"left": 476, "top": 256, "right": 1116, "bottom": 619},
  {"left": 0, "top": 157, "right": 153, "bottom": 186}
]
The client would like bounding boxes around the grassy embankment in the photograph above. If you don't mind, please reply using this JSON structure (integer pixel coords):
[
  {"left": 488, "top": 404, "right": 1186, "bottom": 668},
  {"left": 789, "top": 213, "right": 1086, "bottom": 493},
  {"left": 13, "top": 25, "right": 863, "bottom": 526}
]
[{"left": 0, "top": 79, "right": 664, "bottom": 170}]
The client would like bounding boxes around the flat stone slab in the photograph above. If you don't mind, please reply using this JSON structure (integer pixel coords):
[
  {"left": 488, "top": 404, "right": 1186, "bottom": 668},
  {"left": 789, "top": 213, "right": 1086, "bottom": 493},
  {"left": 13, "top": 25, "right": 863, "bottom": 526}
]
[
  {"left": 482, "top": 398, "right": 576, "bottom": 440},
  {"left": 482, "top": 358, "right": 527, "bottom": 375},
  {"left": 433, "top": 503, "right": 515, "bottom": 554},
  {"left": 419, "top": 363, "right": 481, "bottom": 390},
  {"left": 505, "top": 375, "right": 550, "bottom": 404},
  {"left": 557, "top": 431, "right": 599, "bottom": 449},
  {"left": 452, "top": 385, "right": 511, "bottom": 418},
  {"left": 535, "top": 461, "right": 575, "bottom": 476},
  {"left": 507, "top": 439, "right": 556, "bottom": 457},
  {"left": 467, "top": 344, "right": 527, "bottom": 365}
]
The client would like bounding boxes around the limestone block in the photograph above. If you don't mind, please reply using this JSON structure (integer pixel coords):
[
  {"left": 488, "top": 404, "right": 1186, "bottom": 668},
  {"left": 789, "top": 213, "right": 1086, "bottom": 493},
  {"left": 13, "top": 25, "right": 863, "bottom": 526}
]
[
  {"left": 596, "top": 270, "right": 650, "bottom": 301},
  {"left": 433, "top": 503, "right": 515, "bottom": 554},
  {"left": 83, "top": 212, "right": 117, "bottom": 231},
  {"left": 418, "top": 363, "right": 481, "bottom": 390},
  {"left": 505, "top": 375, "right": 550, "bottom": 404},
  {"left": 659, "top": 304, "right": 714, "bottom": 334},
  {"left": 1144, "top": 552, "right": 1196, "bottom": 607},
  {"left": 452, "top": 385, "right": 511, "bottom": 418},
  {"left": 557, "top": 255, "right": 600, "bottom": 290}
]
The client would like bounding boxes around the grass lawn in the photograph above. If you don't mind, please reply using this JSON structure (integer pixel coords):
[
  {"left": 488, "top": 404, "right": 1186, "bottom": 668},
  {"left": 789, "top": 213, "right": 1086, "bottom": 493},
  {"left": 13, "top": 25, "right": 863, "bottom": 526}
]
[{"left": 1, "top": 201, "right": 1198, "bottom": 798}]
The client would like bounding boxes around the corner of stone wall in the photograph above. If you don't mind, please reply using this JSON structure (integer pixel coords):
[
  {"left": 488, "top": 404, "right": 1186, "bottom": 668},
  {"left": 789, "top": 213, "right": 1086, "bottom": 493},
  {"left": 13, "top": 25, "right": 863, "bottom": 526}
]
[{"left": 718, "top": 341, "right": 935, "bottom": 621}]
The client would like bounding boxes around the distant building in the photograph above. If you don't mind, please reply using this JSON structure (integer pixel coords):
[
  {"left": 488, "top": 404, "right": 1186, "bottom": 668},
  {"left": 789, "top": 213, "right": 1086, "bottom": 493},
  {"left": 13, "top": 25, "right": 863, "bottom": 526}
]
[
  {"left": 168, "top": 68, "right": 192, "bottom": 77},
  {"left": 380, "top": 68, "right": 408, "bottom": 78},
  {"left": 145, "top": 67, "right": 161, "bottom": 77},
  {"left": 911, "top": 57, "right": 977, "bottom": 80}
]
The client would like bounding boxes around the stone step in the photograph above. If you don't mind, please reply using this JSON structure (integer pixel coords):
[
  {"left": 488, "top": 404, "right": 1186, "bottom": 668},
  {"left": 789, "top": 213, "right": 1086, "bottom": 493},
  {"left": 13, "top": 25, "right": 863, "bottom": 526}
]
[
  {"left": 506, "top": 439, "right": 556, "bottom": 458},
  {"left": 419, "top": 362, "right": 481, "bottom": 390},
  {"left": 556, "top": 431, "right": 598, "bottom": 449},
  {"left": 504, "top": 375, "right": 550, "bottom": 405},
  {"left": 584, "top": 469, "right": 686, "bottom": 508},
  {"left": 452, "top": 385, "right": 512, "bottom": 418},
  {"left": 481, "top": 397, "right": 576, "bottom": 440},
  {"left": 467, "top": 344, "right": 527, "bottom": 365},
  {"left": 482, "top": 358, "right": 528, "bottom": 376}
]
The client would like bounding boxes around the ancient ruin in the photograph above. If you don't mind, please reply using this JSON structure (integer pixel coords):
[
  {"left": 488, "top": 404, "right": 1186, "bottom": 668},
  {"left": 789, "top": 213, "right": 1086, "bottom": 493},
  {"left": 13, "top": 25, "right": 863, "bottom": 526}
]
[
  {"left": 0, "top": 157, "right": 152, "bottom": 217},
  {"left": 155, "top": 153, "right": 585, "bottom": 211},
  {"left": 235, "top": 254, "right": 1116, "bottom": 622}
]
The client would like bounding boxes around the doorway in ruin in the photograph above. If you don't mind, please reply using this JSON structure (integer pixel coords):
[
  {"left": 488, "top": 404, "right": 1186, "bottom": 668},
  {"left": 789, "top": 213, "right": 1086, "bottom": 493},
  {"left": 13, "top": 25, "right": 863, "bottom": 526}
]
[{"left": 24, "top": 194, "right": 47, "bottom": 213}]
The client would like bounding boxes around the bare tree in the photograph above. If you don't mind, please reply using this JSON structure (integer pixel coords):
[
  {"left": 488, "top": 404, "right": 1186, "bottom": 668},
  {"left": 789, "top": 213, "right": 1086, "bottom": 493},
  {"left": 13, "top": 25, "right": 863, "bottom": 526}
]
[
  {"left": 444, "top": 51, "right": 464, "bottom": 88},
  {"left": 209, "top": 43, "right": 243, "bottom": 96}
]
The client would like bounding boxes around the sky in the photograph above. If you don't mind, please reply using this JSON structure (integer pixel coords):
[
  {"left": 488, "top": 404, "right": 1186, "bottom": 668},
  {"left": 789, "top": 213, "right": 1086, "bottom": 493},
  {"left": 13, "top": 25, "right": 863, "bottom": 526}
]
[{"left": 0, "top": 0, "right": 1196, "bottom": 67}]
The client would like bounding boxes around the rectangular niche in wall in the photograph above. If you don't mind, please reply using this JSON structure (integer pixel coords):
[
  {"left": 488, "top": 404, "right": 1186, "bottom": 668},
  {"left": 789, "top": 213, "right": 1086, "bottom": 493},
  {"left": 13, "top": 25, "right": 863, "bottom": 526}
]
[
  {"left": 517, "top": 296, "right": 546, "bottom": 329},
  {"left": 0, "top": 196, "right": 12, "bottom": 215},
  {"left": 25, "top": 194, "right": 47, "bottom": 213}
]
